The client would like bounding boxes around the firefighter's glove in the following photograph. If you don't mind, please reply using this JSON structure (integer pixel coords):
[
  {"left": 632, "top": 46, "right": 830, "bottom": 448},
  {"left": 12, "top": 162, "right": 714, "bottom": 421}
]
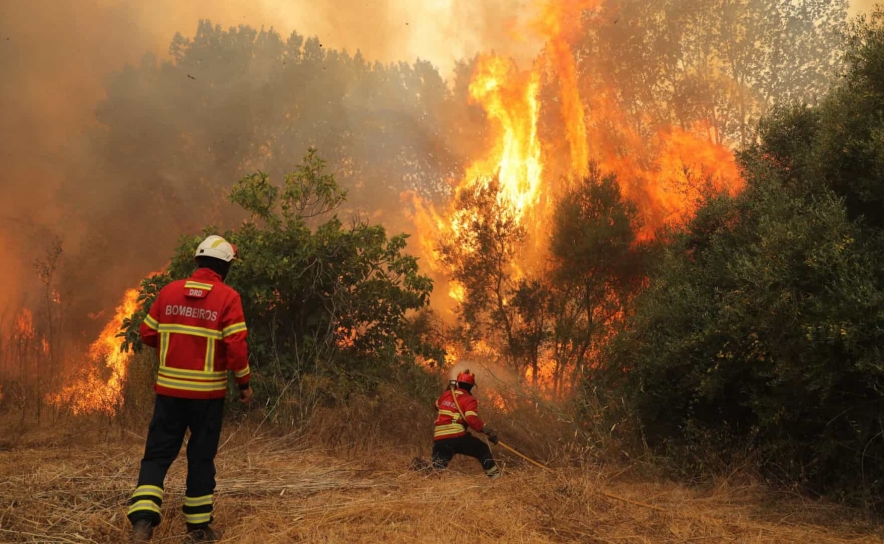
[
  {"left": 483, "top": 427, "right": 499, "bottom": 445},
  {"left": 239, "top": 386, "right": 253, "bottom": 404}
]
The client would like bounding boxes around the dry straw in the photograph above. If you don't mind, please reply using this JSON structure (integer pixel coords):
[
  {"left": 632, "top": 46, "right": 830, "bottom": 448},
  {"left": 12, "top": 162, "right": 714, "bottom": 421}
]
[{"left": 0, "top": 424, "right": 880, "bottom": 543}]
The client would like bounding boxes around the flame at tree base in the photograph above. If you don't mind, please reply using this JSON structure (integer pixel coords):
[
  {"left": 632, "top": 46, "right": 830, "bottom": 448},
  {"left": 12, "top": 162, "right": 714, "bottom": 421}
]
[{"left": 49, "top": 288, "right": 139, "bottom": 416}]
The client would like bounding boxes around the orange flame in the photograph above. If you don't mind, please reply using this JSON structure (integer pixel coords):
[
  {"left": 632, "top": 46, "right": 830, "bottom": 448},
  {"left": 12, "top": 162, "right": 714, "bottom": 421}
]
[
  {"left": 533, "top": 0, "right": 600, "bottom": 177},
  {"left": 14, "top": 308, "right": 35, "bottom": 341},
  {"left": 50, "top": 288, "right": 140, "bottom": 415},
  {"left": 467, "top": 54, "right": 545, "bottom": 220},
  {"left": 406, "top": 0, "right": 744, "bottom": 399}
]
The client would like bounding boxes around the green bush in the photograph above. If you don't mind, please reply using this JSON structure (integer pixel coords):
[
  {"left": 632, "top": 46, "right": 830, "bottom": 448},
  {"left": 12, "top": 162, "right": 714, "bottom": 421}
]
[
  {"left": 121, "top": 149, "right": 444, "bottom": 419},
  {"left": 601, "top": 10, "right": 884, "bottom": 505}
]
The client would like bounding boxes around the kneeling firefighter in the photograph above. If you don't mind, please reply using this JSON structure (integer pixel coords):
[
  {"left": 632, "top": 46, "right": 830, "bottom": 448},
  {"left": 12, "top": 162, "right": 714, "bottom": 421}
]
[{"left": 431, "top": 369, "right": 501, "bottom": 479}]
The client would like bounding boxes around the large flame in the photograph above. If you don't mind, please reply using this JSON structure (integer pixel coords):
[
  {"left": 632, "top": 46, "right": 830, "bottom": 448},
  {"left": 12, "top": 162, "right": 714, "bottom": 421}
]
[
  {"left": 50, "top": 288, "right": 140, "bottom": 415},
  {"left": 407, "top": 0, "right": 743, "bottom": 395},
  {"left": 466, "top": 55, "right": 545, "bottom": 221},
  {"left": 533, "top": 0, "right": 600, "bottom": 178}
]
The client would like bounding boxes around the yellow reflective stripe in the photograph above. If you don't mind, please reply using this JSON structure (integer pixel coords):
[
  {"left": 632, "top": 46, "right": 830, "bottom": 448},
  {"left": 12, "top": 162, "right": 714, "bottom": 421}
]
[
  {"left": 222, "top": 322, "right": 248, "bottom": 337},
  {"left": 234, "top": 365, "right": 250, "bottom": 379},
  {"left": 144, "top": 315, "right": 159, "bottom": 331},
  {"left": 133, "top": 485, "right": 164, "bottom": 499},
  {"left": 159, "top": 332, "right": 170, "bottom": 367},
  {"left": 184, "top": 281, "right": 214, "bottom": 290},
  {"left": 156, "top": 376, "right": 227, "bottom": 392},
  {"left": 434, "top": 424, "right": 466, "bottom": 436},
  {"left": 184, "top": 513, "right": 212, "bottom": 524},
  {"left": 437, "top": 410, "right": 460, "bottom": 418},
  {"left": 436, "top": 423, "right": 465, "bottom": 431},
  {"left": 434, "top": 430, "right": 466, "bottom": 438},
  {"left": 128, "top": 500, "right": 161, "bottom": 515},
  {"left": 184, "top": 495, "right": 213, "bottom": 507},
  {"left": 157, "top": 376, "right": 227, "bottom": 388},
  {"left": 158, "top": 324, "right": 222, "bottom": 340},
  {"left": 465, "top": 411, "right": 479, "bottom": 418},
  {"left": 204, "top": 339, "right": 215, "bottom": 372},
  {"left": 158, "top": 367, "right": 226, "bottom": 380}
]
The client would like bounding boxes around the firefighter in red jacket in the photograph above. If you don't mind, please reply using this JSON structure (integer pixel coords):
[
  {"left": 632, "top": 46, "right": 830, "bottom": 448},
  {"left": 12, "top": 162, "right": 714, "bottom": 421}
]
[
  {"left": 128, "top": 235, "right": 252, "bottom": 544},
  {"left": 432, "top": 369, "right": 501, "bottom": 479}
]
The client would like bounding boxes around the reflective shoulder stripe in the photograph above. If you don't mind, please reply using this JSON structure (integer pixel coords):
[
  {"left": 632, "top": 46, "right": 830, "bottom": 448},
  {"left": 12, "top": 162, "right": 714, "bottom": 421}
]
[
  {"left": 158, "top": 324, "right": 223, "bottom": 340},
  {"left": 184, "top": 281, "right": 214, "bottom": 291},
  {"left": 234, "top": 365, "right": 250, "bottom": 379},
  {"left": 465, "top": 411, "right": 479, "bottom": 418},
  {"left": 143, "top": 314, "right": 159, "bottom": 331},
  {"left": 222, "top": 322, "right": 248, "bottom": 337}
]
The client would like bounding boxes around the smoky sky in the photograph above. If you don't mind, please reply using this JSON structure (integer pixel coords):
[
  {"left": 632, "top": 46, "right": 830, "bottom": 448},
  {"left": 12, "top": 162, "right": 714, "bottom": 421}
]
[
  {"left": 0, "top": 0, "right": 537, "bottom": 312},
  {"left": 0, "top": 0, "right": 872, "bottom": 325}
]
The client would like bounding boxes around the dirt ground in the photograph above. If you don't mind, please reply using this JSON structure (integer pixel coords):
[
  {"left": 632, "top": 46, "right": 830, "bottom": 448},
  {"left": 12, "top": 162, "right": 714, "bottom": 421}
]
[{"left": 0, "top": 423, "right": 882, "bottom": 544}]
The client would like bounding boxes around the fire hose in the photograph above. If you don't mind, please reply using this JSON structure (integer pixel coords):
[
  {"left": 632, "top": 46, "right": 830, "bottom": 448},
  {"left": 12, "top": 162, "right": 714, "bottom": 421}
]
[{"left": 494, "top": 439, "right": 551, "bottom": 472}]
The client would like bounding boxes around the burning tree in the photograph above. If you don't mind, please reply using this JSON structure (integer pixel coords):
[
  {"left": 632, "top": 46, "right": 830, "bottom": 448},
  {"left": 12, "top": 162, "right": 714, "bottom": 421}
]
[
  {"left": 438, "top": 178, "right": 525, "bottom": 367},
  {"left": 547, "top": 167, "right": 649, "bottom": 392}
]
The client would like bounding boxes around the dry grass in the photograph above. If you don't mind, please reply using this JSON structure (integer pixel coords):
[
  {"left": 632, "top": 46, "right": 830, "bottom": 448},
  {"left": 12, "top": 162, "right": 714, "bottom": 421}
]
[{"left": 0, "top": 423, "right": 881, "bottom": 544}]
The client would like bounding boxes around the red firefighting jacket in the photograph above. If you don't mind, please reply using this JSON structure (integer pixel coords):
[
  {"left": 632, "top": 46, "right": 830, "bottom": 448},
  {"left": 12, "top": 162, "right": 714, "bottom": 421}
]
[
  {"left": 433, "top": 387, "right": 485, "bottom": 440},
  {"left": 139, "top": 268, "right": 250, "bottom": 399}
]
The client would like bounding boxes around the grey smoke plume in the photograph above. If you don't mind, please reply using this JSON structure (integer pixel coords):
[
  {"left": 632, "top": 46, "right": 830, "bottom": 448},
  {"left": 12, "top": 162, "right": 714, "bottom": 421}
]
[{"left": 0, "top": 0, "right": 530, "bottom": 331}]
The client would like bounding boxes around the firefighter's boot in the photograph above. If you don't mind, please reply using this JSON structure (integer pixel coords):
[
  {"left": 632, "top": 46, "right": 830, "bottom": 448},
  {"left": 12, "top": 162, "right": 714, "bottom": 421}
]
[
  {"left": 183, "top": 527, "right": 218, "bottom": 543},
  {"left": 130, "top": 520, "right": 153, "bottom": 543},
  {"left": 485, "top": 465, "right": 501, "bottom": 480}
]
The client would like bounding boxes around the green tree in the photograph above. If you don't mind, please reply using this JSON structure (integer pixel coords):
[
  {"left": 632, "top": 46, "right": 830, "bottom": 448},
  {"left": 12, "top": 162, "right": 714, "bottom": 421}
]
[
  {"left": 438, "top": 179, "right": 524, "bottom": 368},
  {"left": 122, "top": 149, "right": 439, "bottom": 406},
  {"left": 60, "top": 21, "right": 480, "bottom": 342},
  {"left": 573, "top": 0, "right": 846, "bottom": 146},
  {"left": 549, "top": 167, "right": 647, "bottom": 393},
  {"left": 605, "top": 10, "right": 884, "bottom": 504}
]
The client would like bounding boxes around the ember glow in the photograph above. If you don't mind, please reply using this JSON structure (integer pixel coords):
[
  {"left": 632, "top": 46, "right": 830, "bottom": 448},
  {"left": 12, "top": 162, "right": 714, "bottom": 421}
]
[{"left": 14, "top": 309, "right": 36, "bottom": 342}]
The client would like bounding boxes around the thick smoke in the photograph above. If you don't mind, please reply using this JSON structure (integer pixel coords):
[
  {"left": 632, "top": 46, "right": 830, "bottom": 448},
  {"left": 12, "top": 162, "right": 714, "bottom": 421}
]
[
  {"left": 0, "top": 0, "right": 855, "bottom": 360},
  {"left": 850, "top": 0, "right": 879, "bottom": 14},
  {"left": 0, "top": 0, "right": 531, "bottom": 340}
]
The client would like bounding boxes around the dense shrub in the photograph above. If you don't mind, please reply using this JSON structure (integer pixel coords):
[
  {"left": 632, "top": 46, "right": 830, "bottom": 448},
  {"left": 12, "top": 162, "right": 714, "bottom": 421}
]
[
  {"left": 601, "top": 11, "right": 884, "bottom": 505},
  {"left": 121, "top": 150, "right": 444, "bottom": 419}
]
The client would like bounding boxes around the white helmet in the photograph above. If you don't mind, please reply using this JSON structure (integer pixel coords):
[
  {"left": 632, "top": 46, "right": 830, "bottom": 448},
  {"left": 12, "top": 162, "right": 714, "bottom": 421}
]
[{"left": 195, "top": 235, "right": 238, "bottom": 263}]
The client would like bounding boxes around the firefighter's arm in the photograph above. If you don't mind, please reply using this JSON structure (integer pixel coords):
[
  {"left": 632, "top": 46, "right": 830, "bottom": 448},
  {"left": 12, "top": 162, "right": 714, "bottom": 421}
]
[
  {"left": 221, "top": 293, "right": 251, "bottom": 393},
  {"left": 467, "top": 398, "right": 499, "bottom": 444},
  {"left": 139, "top": 294, "right": 162, "bottom": 348},
  {"left": 462, "top": 396, "right": 485, "bottom": 432}
]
